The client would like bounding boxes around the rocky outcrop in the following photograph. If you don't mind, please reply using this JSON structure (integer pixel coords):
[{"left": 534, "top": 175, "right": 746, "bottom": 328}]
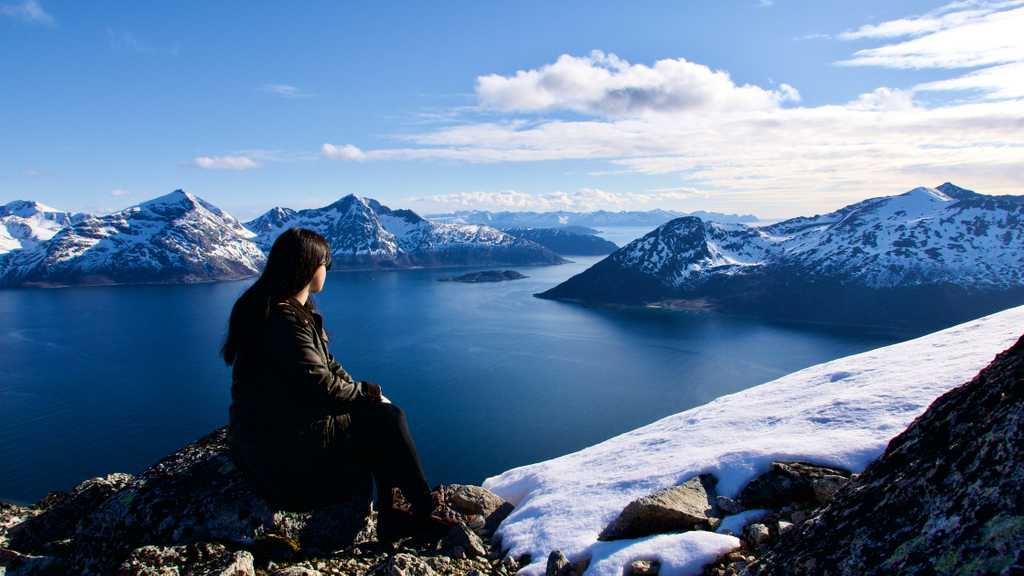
[
  {"left": 599, "top": 474, "right": 720, "bottom": 540},
  {"left": 737, "top": 462, "right": 852, "bottom": 510},
  {"left": 0, "top": 426, "right": 519, "bottom": 576},
  {"left": 746, "top": 334, "right": 1024, "bottom": 575}
]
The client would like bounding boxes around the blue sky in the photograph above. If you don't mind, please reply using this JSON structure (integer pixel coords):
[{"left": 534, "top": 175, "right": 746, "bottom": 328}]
[{"left": 2, "top": 1, "right": 1021, "bottom": 220}]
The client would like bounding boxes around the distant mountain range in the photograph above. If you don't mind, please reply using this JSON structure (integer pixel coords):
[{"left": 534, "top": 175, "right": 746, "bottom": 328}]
[
  {"left": 502, "top": 227, "right": 619, "bottom": 256},
  {"left": 538, "top": 183, "right": 1024, "bottom": 330},
  {"left": 245, "top": 194, "right": 564, "bottom": 269},
  {"left": 0, "top": 191, "right": 565, "bottom": 287},
  {"left": 0, "top": 191, "right": 265, "bottom": 287},
  {"left": 426, "top": 208, "right": 759, "bottom": 228}
]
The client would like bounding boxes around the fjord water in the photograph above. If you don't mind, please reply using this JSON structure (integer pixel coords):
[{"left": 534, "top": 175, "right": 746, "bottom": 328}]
[{"left": 0, "top": 255, "right": 903, "bottom": 504}]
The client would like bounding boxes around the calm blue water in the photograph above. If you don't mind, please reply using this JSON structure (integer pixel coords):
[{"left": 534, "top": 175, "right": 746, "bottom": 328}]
[{"left": 0, "top": 250, "right": 905, "bottom": 505}]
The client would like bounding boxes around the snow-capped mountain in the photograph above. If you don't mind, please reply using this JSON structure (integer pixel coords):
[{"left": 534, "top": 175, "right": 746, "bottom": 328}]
[
  {"left": 427, "top": 208, "right": 759, "bottom": 228},
  {"left": 0, "top": 200, "right": 73, "bottom": 255},
  {"left": 245, "top": 194, "right": 565, "bottom": 268},
  {"left": 539, "top": 183, "right": 1024, "bottom": 329},
  {"left": 0, "top": 190, "right": 265, "bottom": 287}
]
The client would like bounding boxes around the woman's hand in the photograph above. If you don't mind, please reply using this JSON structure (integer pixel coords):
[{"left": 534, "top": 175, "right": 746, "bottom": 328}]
[{"left": 360, "top": 380, "right": 383, "bottom": 402}]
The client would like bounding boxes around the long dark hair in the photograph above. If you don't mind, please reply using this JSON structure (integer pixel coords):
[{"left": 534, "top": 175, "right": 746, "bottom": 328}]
[{"left": 221, "top": 227, "right": 332, "bottom": 365}]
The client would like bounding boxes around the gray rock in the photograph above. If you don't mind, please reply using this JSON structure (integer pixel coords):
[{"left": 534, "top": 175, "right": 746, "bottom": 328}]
[
  {"left": 776, "top": 521, "right": 794, "bottom": 536},
  {"left": 269, "top": 566, "right": 323, "bottom": 576},
  {"left": 8, "top": 473, "right": 134, "bottom": 553},
  {"left": 68, "top": 426, "right": 373, "bottom": 574},
  {"left": 0, "top": 546, "right": 63, "bottom": 575},
  {"left": 434, "top": 484, "right": 513, "bottom": 538},
  {"left": 446, "top": 485, "right": 506, "bottom": 518},
  {"left": 117, "top": 542, "right": 255, "bottom": 576},
  {"left": 738, "top": 462, "right": 852, "bottom": 510},
  {"left": 599, "top": 474, "right": 719, "bottom": 540},
  {"left": 716, "top": 496, "right": 743, "bottom": 515},
  {"left": 385, "top": 552, "right": 438, "bottom": 576},
  {"left": 446, "top": 524, "right": 487, "bottom": 559},
  {"left": 546, "top": 550, "right": 569, "bottom": 576},
  {"left": 745, "top": 523, "right": 771, "bottom": 547},
  {"left": 627, "top": 559, "right": 661, "bottom": 575},
  {"left": 1, "top": 502, "right": 36, "bottom": 548}
]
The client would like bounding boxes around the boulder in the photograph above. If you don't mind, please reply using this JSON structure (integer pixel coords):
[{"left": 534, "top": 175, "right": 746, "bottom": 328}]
[
  {"left": 599, "top": 474, "right": 719, "bottom": 541},
  {"left": 8, "top": 473, "right": 134, "bottom": 553},
  {"left": 68, "top": 426, "right": 373, "bottom": 573},
  {"left": 117, "top": 542, "right": 255, "bottom": 576},
  {"left": 1, "top": 502, "right": 35, "bottom": 548},
  {"left": 753, "top": 334, "right": 1024, "bottom": 574},
  {"left": 446, "top": 524, "right": 487, "bottom": 559},
  {"left": 546, "top": 550, "right": 570, "bottom": 576},
  {"left": 737, "top": 461, "right": 851, "bottom": 510}
]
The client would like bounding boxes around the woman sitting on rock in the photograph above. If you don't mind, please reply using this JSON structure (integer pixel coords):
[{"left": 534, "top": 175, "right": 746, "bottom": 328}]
[{"left": 221, "top": 227, "right": 453, "bottom": 544}]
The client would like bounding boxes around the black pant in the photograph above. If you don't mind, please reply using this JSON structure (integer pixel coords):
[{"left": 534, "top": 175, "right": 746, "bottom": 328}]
[{"left": 340, "top": 401, "right": 433, "bottom": 514}]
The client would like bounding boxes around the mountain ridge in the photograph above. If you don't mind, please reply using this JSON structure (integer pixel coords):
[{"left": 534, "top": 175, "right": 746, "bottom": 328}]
[{"left": 538, "top": 183, "right": 1024, "bottom": 330}]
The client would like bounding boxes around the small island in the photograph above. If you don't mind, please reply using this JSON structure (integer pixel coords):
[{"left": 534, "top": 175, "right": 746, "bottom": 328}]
[{"left": 439, "top": 270, "right": 528, "bottom": 283}]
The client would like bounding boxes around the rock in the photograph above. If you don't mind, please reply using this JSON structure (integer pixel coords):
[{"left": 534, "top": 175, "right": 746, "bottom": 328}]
[
  {"left": 753, "top": 335, "right": 1024, "bottom": 574},
  {"left": 8, "top": 473, "right": 134, "bottom": 554},
  {"left": 546, "top": 550, "right": 569, "bottom": 576},
  {"left": 599, "top": 474, "right": 719, "bottom": 540},
  {"left": 745, "top": 523, "right": 771, "bottom": 547},
  {"left": 433, "top": 484, "right": 513, "bottom": 538},
  {"left": 716, "top": 496, "right": 743, "bottom": 515},
  {"left": 446, "top": 524, "right": 487, "bottom": 559},
  {"left": 67, "top": 426, "right": 373, "bottom": 574},
  {"left": 385, "top": 552, "right": 438, "bottom": 576},
  {"left": 269, "top": 567, "right": 323, "bottom": 576},
  {"left": 776, "top": 521, "right": 794, "bottom": 536},
  {"left": 627, "top": 559, "right": 661, "bottom": 575},
  {"left": 444, "top": 485, "right": 506, "bottom": 518},
  {"left": 789, "top": 510, "right": 808, "bottom": 525},
  {"left": 117, "top": 542, "right": 255, "bottom": 576},
  {"left": 1, "top": 502, "right": 36, "bottom": 548},
  {"left": 500, "top": 555, "right": 521, "bottom": 574},
  {"left": 0, "top": 546, "right": 63, "bottom": 575},
  {"left": 738, "top": 462, "right": 852, "bottom": 510}
]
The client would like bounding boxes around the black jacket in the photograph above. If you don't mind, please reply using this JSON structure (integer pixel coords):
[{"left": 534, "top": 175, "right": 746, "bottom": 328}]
[{"left": 227, "top": 297, "right": 369, "bottom": 499}]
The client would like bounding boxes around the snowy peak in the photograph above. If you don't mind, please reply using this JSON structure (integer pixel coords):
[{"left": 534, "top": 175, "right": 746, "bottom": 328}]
[
  {"left": 541, "top": 183, "right": 1024, "bottom": 328},
  {"left": 1, "top": 190, "right": 264, "bottom": 287},
  {"left": 243, "top": 194, "right": 564, "bottom": 268},
  {"left": 936, "top": 182, "right": 979, "bottom": 200},
  {"left": 0, "top": 200, "right": 72, "bottom": 254},
  {"left": 1, "top": 199, "right": 64, "bottom": 218}
]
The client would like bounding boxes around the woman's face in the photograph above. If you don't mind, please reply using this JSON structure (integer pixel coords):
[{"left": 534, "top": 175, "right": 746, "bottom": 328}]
[{"left": 309, "top": 263, "right": 327, "bottom": 293}]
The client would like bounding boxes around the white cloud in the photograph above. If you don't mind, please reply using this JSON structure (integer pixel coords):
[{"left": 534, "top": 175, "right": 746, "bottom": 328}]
[
  {"left": 847, "top": 87, "right": 917, "bottom": 111},
  {"left": 321, "top": 143, "right": 367, "bottom": 161},
  {"left": 915, "top": 61, "right": 1024, "bottom": 99},
  {"left": 476, "top": 50, "right": 799, "bottom": 117},
  {"left": 110, "top": 188, "right": 131, "bottom": 197},
  {"left": 0, "top": 0, "right": 53, "bottom": 25},
  {"left": 838, "top": 3, "right": 1024, "bottom": 68},
  {"left": 192, "top": 155, "right": 259, "bottom": 170},
  {"left": 261, "top": 84, "right": 310, "bottom": 98},
  {"left": 404, "top": 187, "right": 710, "bottom": 213}
]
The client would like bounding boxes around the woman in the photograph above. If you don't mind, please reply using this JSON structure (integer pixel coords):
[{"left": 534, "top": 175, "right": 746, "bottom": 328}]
[{"left": 221, "top": 227, "right": 451, "bottom": 543}]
